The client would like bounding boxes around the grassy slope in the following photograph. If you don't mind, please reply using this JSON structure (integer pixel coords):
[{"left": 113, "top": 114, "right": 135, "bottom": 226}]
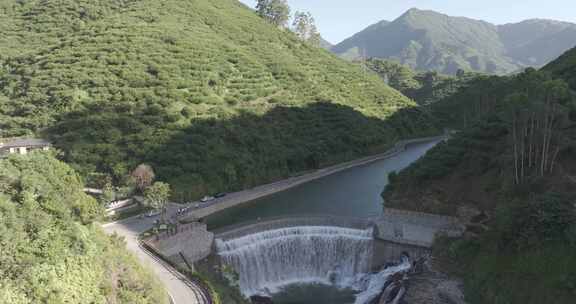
[
  {"left": 0, "top": 0, "right": 437, "bottom": 196},
  {"left": 0, "top": 0, "right": 411, "bottom": 130}
]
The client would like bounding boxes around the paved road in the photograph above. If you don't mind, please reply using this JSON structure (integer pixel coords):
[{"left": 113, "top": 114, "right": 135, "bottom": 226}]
[{"left": 103, "top": 209, "right": 208, "bottom": 304}]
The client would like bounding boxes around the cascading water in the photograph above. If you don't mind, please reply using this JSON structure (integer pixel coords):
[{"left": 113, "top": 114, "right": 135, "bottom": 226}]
[
  {"left": 216, "top": 226, "right": 374, "bottom": 297},
  {"left": 352, "top": 256, "right": 411, "bottom": 304},
  {"left": 216, "top": 225, "right": 411, "bottom": 303}
]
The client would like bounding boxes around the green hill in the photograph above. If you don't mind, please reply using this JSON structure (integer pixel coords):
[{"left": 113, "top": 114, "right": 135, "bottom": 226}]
[
  {"left": 383, "top": 50, "right": 576, "bottom": 304},
  {"left": 332, "top": 8, "right": 576, "bottom": 75},
  {"left": 0, "top": 152, "right": 168, "bottom": 303},
  {"left": 544, "top": 47, "right": 576, "bottom": 90},
  {"left": 0, "top": 0, "right": 435, "bottom": 196}
]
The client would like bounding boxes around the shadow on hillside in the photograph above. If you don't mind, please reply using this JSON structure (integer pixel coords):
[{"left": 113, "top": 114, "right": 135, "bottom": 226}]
[{"left": 46, "top": 101, "right": 437, "bottom": 199}]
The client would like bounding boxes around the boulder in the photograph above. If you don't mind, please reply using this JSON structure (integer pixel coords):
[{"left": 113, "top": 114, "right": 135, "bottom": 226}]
[{"left": 250, "top": 295, "right": 273, "bottom": 304}]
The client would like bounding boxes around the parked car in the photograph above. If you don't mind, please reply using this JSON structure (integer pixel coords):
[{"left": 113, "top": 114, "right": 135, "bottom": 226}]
[
  {"left": 214, "top": 192, "right": 227, "bottom": 198},
  {"left": 200, "top": 196, "right": 215, "bottom": 203}
]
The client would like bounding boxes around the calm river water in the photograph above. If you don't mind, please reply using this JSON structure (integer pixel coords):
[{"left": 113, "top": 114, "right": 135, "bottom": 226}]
[{"left": 205, "top": 140, "right": 440, "bottom": 230}]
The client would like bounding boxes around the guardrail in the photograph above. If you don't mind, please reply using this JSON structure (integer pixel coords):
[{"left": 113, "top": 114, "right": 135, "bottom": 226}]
[{"left": 139, "top": 240, "right": 214, "bottom": 304}]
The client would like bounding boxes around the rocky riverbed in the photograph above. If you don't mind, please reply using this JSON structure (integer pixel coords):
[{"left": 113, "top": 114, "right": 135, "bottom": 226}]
[{"left": 400, "top": 260, "right": 467, "bottom": 304}]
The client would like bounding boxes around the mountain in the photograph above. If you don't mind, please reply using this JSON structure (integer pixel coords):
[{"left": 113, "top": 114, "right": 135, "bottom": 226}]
[
  {"left": 332, "top": 8, "right": 576, "bottom": 75},
  {"left": 499, "top": 19, "right": 576, "bottom": 67},
  {"left": 0, "top": 0, "right": 436, "bottom": 197}
]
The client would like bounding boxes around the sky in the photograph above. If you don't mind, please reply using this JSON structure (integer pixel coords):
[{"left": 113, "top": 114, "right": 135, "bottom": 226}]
[{"left": 239, "top": 0, "right": 576, "bottom": 44}]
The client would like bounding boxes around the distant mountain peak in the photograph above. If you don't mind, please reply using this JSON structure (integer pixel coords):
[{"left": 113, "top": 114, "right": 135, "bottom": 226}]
[
  {"left": 331, "top": 9, "right": 576, "bottom": 75},
  {"left": 400, "top": 7, "right": 441, "bottom": 18}
]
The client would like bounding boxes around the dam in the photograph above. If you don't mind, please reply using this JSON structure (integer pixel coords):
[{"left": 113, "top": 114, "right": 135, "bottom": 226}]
[
  {"left": 145, "top": 211, "right": 463, "bottom": 303},
  {"left": 142, "top": 137, "right": 463, "bottom": 303}
]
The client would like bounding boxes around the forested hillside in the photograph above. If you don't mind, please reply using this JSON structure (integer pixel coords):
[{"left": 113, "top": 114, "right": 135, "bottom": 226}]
[
  {"left": 332, "top": 8, "right": 576, "bottom": 74},
  {"left": 0, "top": 152, "right": 167, "bottom": 303},
  {"left": 365, "top": 58, "right": 480, "bottom": 106},
  {"left": 0, "top": 0, "right": 437, "bottom": 197},
  {"left": 545, "top": 47, "right": 576, "bottom": 90},
  {"left": 383, "top": 49, "right": 576, "bottom": 303}
]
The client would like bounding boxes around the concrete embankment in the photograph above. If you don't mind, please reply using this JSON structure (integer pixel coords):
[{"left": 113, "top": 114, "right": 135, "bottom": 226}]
[{"left": 191, "top": 135, "right": 447, "bottom": 218}]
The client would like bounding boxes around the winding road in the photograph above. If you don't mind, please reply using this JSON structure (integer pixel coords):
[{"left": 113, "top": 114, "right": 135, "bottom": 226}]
[{"left": 103, "top": 208, "right": 210, "bottom": 304}]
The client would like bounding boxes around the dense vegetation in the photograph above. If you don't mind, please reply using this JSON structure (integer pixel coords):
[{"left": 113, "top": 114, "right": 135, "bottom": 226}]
[
  {"left": 365, "top": 58, "right": 480, "bottom": 105},
  {"left": 384, "top": 49, "right": 576, "bottom": 303},
  {"left": 0, "top": 152, "right": 167, "bottom": 303},
  {"left": 332, "top": 8, "right": 576, "bottom": 74},
  {"left": 545, "top": 47, "right": 576, "bottom": 91},
  {"left": 0, "top": 0, "right": 437, "bottom": 197}
]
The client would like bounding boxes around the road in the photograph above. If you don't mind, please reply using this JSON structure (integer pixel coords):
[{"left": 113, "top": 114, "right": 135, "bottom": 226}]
[{"left": 103, "top": 208, "right": 209, "bottom": 304}]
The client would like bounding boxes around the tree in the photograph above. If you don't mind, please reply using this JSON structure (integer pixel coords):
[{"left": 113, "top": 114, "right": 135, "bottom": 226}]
[
  {"left": 100, "top": 182, "right": 115, "bottom": 207},
  {"left": 144, "top": 182, "right": 171, "bottom": 222},
  {"left": 256, "top": 0, "right": 290, "bottom": 27},
  {"left": 292, "top": 11, "right": 321, "bottom": 46},
  {"left": 131, "top": 164, "right": 155, "bottom": 192},
  {"left": 0, "top": 153, "right": 168, "bottom": 303},
  {"left": 365, "top": 58, "right": 420, "bottom": 93},
  {"left": 503, "top": 72, "right": 572, "bottom": 185}
]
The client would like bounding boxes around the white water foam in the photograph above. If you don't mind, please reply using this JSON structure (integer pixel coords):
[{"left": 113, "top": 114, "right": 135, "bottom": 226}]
[
  {"left": 352, "top": 257, "right": 410, "bottom": 304},
  {"left": 216, "top": 225, "right": 410, "bottom": 303}
]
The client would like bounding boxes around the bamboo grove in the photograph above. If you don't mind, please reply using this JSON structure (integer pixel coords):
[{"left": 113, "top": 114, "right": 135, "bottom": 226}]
[{"left": 506, "top": 73, "right": 573, "bottom": 185}]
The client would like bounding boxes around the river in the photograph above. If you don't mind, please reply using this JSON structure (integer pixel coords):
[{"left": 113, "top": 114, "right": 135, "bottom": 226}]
[{"left": 205, "top": 140, "right": 440, "bottom": 230}]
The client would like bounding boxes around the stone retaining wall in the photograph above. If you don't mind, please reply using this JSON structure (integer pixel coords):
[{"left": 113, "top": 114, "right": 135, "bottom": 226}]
[
  {"left": 145, "top": 222, "right": 214, "bottom": 270},
  {"left": 373, "top": 209, "right": 464, "bottom": 247}
]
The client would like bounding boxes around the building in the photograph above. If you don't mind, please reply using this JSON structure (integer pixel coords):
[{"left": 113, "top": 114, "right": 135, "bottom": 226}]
[{"left": 0, "top": 138, "right": 51, "bottom": 156}]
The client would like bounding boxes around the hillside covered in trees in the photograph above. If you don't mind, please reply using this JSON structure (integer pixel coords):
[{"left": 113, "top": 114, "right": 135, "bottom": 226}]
[
  {"left": 0, "top": 0, "right": 437, "bottom": 197},
  {"left": 0, "top": 152, "right": 167, "bottom": 303},
  {"left": 364, "top": 58, "right": 480, "bottom": 106},
  {"left": 383, "top": 48, "right": 576, "bottom": 304}
]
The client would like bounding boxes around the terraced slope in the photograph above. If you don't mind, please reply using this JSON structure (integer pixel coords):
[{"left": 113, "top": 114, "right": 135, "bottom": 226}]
[{"left": 0, "top": 0, "right": 435, "bottom": 196}]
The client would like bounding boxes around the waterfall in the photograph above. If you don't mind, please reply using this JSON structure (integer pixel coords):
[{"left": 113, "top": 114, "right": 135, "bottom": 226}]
[
  {"left": 216, "top": 226, "right": 375, "bottom": 297},
  {"left": 352, "top": 256, "right": 411, "bottom": 304}
]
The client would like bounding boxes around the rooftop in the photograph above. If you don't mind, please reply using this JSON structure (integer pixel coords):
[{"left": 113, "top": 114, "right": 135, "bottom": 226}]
[{"left": 0, "top": 138, "right": 51, "bottom": 149}]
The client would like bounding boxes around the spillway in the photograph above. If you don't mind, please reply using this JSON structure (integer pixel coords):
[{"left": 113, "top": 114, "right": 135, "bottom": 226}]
[{"left": 216, "top": 226, "right": 375, "bottom": 297}]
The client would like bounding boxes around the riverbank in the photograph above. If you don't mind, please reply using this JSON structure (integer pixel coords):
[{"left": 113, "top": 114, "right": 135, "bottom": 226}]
[{"left": 184, "top": 135, "right": 447, "bottom": 219}]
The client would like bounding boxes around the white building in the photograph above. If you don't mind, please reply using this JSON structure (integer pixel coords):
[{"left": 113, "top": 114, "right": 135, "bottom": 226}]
[{"left": 0, "top": 138, "right": 51, "bottom": 156}]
